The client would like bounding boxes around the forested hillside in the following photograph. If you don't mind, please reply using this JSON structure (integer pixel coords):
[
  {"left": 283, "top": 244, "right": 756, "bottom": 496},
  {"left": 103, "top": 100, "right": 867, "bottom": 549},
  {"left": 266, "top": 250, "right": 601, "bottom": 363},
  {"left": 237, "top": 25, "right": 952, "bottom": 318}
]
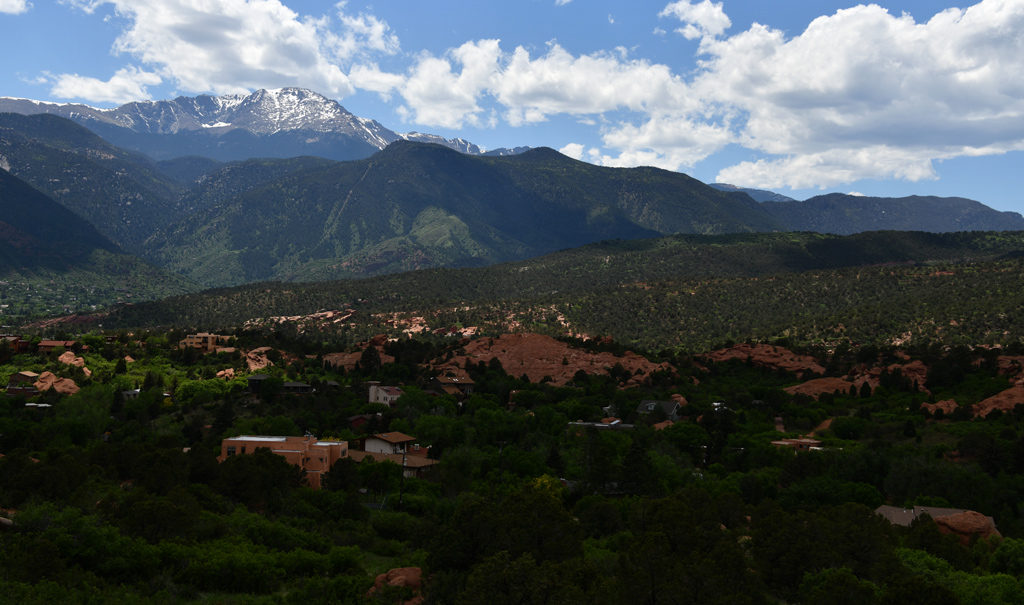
[
  {"left": 0, "top": 170, "right": 196, "bottom": 319},
  {"left": 67, "top": 231, "right": 1024, "bottom": 353},
  {"left": 3, "top": 320, "right": 1024, "bottom": 602},
  {"left": 0, "top": 113, "right": 184, "bottom": 252},
  {"left": 763, "top": 193, "right": 1024, "bottom": 234}
]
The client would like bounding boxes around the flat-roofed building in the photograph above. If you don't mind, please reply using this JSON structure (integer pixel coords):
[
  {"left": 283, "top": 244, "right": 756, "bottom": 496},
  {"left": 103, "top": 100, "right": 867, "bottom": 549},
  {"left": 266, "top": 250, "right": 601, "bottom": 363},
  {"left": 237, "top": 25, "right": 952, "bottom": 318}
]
[
  {"left": 179, "top": 333, "right": 231, "bottom": 353},
  {"left": 217, "top": 435, "right": 349, "bottom": 489}
]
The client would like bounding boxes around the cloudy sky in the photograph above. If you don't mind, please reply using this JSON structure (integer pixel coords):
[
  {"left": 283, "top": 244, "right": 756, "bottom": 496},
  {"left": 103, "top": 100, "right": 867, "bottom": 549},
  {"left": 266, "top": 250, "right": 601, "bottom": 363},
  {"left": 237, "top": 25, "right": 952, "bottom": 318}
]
[{"left": 3, "top": 0, "right": 1024, "bottom": 213}]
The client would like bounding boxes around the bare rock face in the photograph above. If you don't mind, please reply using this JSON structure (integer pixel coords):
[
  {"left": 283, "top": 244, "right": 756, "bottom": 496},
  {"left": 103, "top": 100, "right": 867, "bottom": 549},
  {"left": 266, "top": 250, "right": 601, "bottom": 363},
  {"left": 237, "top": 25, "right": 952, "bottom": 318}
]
[
  {"left": 784, "top": 377, "right": 863, "bottom": 400},
  {"left": 322, "top": 336, "right": 396, "bottom": 372},
  {"left": 57, "top": 350, "right": 91, "bottom": 377},
  {"left": 245, "top": 347, "right": 274, "bottom": 371},
  {"left": 34, "top": 371, "right": 79, "bottom": 395},
  {"left": 921, "top": 399, "right": 959, "bottom": 415},
  {"left": 972, "top": 383, "right": 1024, "bottom": 418},
  {"left": 705, "top": 344, "right": 825, "bottom": 378},
  {"left": 846, "top": 359, "right": 930, "bottom": 394},
  {"left": 434, "top": 333, "right": 672, "bottom": 386},
  {"left": 216, "top": 368, "right": 235, "bottom": 380},
  {"left": 934, "top": 511, "right": 1001, "bottom": 545},
  {"left": 367, "top": 567, "right": 423, "bottom": 605},
  {"left": 996, "top": 356, "right": 1024, "bottom": 378}
]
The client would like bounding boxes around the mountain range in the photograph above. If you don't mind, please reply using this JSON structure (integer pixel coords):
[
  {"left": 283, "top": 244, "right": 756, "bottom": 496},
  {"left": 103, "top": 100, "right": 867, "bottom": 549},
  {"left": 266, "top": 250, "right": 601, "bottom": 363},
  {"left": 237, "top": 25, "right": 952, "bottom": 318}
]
[
  {"left": 0, "top": 87, "right": 526, "bottom": 162},
  {"left": 2, "top": 87, "right": 1024, "bottom": 319}
]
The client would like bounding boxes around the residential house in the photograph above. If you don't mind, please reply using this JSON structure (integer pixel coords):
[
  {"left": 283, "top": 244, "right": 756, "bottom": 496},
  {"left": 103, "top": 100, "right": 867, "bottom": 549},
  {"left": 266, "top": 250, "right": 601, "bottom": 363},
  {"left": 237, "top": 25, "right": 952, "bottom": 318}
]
[
  {"left": 360, "top": 432, "right": 418, "bottom": 455},
  {"left": 6, "top": 371, "right": 39, "bottom": 396},
  {"left": 282, "top": 381, "right": 312, "bottom": 394},
  {"left": 178, "top": 333, "right": 231, "bottom": 353},
  {"left": 247, "top": 374, "right": 270, "bottom": 393},
  {"left": 38, "top": 340, "right": 77, "bottom": 354},
  {"left": 431, "top": 375, "right": 475, "bottom": 397},
  {"left": 368, "top": 382, "right": 404, "bottom": 407},
  {"left": 217, "top": 435, "right": 348, "bottom": 489},
  {"left": 636, "top": 400, "right": 681, "bottom": 422},
  {"left": 348, "top": 450, "right": 437, "bottom": 478},
  {"left": 1, "top": 335, "right": 29, "bottom": 354}
]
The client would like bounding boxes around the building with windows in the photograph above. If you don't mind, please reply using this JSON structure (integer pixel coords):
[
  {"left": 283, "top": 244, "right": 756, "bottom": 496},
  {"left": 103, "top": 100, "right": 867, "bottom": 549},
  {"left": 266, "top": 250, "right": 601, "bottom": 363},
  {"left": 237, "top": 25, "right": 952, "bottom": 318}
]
[
  {"left": 178, "top": 333, "right": 231, "bottom": 353},
  {"left": 217, "top": 435, "right": 348, "bottom": 489}
]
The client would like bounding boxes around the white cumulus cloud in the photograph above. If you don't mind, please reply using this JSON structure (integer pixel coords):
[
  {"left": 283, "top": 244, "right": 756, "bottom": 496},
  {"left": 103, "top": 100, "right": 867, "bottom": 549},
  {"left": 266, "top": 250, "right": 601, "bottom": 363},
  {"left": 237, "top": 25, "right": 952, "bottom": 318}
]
[
  {"left": 659, "top": 0, "right": 731, "bottom": 40},
  {"left": 54, "top": 0, "right": 401, "bottom": 102},
  {"left": 0, "top": 0, "right": 30, "bottom": 14},
  {"left": 49, "top": 65, "right": 162, "bottom": 104},
  {"left": 699, "top": 1, "right": 1024, "bottom": 188},
  {"left": 559, "top": 142, "right": 585, "bottom": 159}
]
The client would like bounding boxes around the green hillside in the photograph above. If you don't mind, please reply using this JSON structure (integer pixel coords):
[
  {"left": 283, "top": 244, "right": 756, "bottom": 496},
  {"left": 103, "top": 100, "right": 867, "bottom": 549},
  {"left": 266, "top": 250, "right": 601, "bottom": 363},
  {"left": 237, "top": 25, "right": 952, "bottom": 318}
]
[
  {"left": 85, "top": 231, "right": 1024, "bottom": 352},
  {"left": 0, "top": 170, "right": 196, "bottom": 321},
  {"left": 763, "top": 193, "right": 1024, "bottom": 233},
  {"left": 0, "top": 113, "right": 185, "bottom": 252}
]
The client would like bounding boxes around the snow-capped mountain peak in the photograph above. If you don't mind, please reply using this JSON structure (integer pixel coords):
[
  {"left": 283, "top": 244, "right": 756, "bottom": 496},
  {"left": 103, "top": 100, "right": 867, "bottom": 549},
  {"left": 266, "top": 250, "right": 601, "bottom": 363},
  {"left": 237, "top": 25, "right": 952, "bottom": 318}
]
[{"left": 0, "top": 88, "right": 527, "bottom": 161}]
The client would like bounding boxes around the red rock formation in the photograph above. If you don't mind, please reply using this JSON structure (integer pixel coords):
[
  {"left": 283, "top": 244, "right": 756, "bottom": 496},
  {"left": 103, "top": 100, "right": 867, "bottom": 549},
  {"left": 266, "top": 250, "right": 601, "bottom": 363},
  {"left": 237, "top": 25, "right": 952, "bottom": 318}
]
[
  {"left": 934, "top": 511, "right": 1001, "bottom": 545},
  {"left": 245, "top": 347, "right": 276, "bottom": 371},
  {"left": 784, "top": 377, "right": 861, "bottom": 400},
  {"left": 921, "top": 399, "right": 959, "bottom": 415},
  {"left": 705, "top": 344, "right": 825, "bottom": 378},
  {"left": 996, "top": 356, "right": 1024, "bottom": 378},
  {"left": 322, "top": 346, "right": 396, "bottom": 372},
  {"left": 972, "top": 383, "right": 1024, "bottom": 418},
  {"left": 367, "top": 567, "right": 423, "bottom": 605},
  {"left": 216, "top": 368, "right": 235, "bottom": 380},
  {"left": 57, "top": 350, "right": 91, "bottom": 377},
  {"left": 433, "top": 333, "right": 672, "bottom": 386},
  {"left": 34, "top": 371, "right": 79, "bottom": 395}
]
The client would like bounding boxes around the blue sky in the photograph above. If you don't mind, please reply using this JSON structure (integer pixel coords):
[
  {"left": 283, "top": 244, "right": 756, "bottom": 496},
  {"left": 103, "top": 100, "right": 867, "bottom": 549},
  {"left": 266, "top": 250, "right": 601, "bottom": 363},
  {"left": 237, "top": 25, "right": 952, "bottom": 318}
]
[{"left": 2, "top": 0, "right": 1024, "bottom": 214}]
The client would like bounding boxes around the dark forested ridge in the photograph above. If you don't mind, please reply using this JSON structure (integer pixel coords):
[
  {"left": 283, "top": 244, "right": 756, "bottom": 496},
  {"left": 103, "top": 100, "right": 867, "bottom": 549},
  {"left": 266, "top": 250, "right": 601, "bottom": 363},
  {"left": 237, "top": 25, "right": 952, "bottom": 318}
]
[
  {"left": 5, "top": 112, "right": 1023, "bottom": 293},
  {"left": 0, "top": 113, "right": 185, "bottom": 252},
  {"left": 763, "top": 193, "right": 1024, "bottom": 234},
  {"left": 143, "top": 142, "right": 772, "bottom": 287},
  {"left": 55, "top": 231, "right": 1024, "bottom": 354},
  {"left": 0, "top": 169, "right": 120, "bottom": 266},
  {"left": 0, "top": 169, "right": 195, "bottom": 318}
]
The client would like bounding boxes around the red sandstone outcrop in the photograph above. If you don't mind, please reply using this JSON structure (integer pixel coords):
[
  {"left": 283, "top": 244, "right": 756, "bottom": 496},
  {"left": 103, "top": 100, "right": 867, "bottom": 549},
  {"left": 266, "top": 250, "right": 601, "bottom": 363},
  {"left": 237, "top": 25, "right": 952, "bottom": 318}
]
[
  {"left": 34, "top": 371, "right": 79, "bottom": 395},
  {"left": 705, "top": 344, "right": 825, "bottom": 378},
  {"left": 934, "top": 511, "right": 1001, "bottom": 545},
  {"left": 216, "top": 368, "right": 235, "bottom": 380},
  {"left": 367, "top": 567, "right": 423, "bottom": 605},
  {"left": 972, "top": 382, "right": 1024, "bottom": 418},
  {"left": 921, "top": 399, "right": 959, "bottom": 416},
  {"left": 995, "top": 356, "right": 1024, "bottom": 378},
  {"left": 322, "top": 337, "right": 396, "bottom": 372},
  {"left": 245, "top": 347, "right": 274, "bottom": 371},
  {"left": 847, "top": 359, "right": 930, "bottom": 394},
  {"left": 784, "top": 377, "right": 864, "bottom": 400},
  {"left": 433, "top": 333, "right": 672, "bottom": 386},
  {"left": 57, "top": 350, "right": 91, "bottom": 377}
]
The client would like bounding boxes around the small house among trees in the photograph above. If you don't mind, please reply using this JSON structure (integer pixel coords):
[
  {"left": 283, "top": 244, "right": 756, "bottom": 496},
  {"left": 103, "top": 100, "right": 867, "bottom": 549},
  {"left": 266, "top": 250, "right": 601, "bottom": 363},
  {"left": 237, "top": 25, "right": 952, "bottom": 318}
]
[{"left": 218, "top": 435, "right": 349, "bottom": 489}]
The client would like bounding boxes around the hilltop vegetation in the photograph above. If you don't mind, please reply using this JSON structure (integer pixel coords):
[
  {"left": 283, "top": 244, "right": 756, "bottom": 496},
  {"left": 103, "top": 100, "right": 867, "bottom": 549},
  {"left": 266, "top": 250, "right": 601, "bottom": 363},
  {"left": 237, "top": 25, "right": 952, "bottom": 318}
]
[{"left": 81, "top": 231, "right": 1024, "bottom": 353}]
